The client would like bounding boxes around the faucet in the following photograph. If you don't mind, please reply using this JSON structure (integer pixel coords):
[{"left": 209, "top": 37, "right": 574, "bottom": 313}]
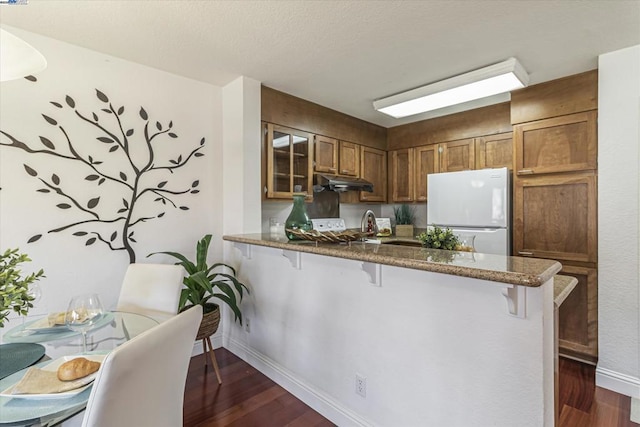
[{"left": 361, "top": 210, "right": 379, "bottom": 235}]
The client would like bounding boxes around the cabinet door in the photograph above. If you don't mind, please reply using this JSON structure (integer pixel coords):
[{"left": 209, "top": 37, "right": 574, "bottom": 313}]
[
  {"left": 558, "top": 266, "right": 598, "bottom": 363},
  {"left": 414, "top": 145, "right": 439, "bottom": 202},
  {"left": 476, "top": 132, "right": 513, "bottom": 170},
  {"left": 339, "top": 141, "right": 360, "bottom": 176},
  {"left": 439, "top": 138, "right": 475, "bottom": 172},
  {"left": 360, "top": 146, "right": 387, "bottom": 202},
  {"left": 314, "top": 135, "right": 338, "bottom": 174},
  {"left": 514, "top": 111, "right": 596, "bottom": 176},
  {"left": 266, "top": 123, "right": 313, "bottom": 198},
  {"left": 389, "top": 148, "right": 414, "bottom": 202},
  {"left": 513, "top": 173, "right": 596, "bottom": 263}
]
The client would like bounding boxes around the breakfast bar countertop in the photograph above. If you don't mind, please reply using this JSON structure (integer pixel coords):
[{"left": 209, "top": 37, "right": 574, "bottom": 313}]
[{"left": 223, "top": 233, "right": 562, "bottom": 288}]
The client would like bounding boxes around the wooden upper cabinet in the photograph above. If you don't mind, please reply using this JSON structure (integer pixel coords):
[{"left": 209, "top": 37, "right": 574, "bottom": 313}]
[
  {"left": 360, "top": 146, "right": 387, "bottom": 202},
  {"left": 415, "top": 145, "right": 439, "bottom": 201},
  {"left": 389, "top": 148, "right": 414, "bottom": 202},
  {"left": 514, "top": 111, "right": 597, "bottom": 176},
  {"left": 558, "top": 265, "right": 598, "bottom": 363},
  {"left": 265, "top": 123, "right": 314, "bottom": 199},
  {"left": 439, "top": 138, "right": 475, "bottom": 172},
  {"left": 314, "top": 135, "right": 338, "bottom": 174},
  {"left": 476, "top": 132, "right": 513, "bottom": 170},
  {"left": 513, "top": 173, "right": 597, "bottom": 263},
  {"left": 339, "top": 141, "right": 360, "bottom": 176}
]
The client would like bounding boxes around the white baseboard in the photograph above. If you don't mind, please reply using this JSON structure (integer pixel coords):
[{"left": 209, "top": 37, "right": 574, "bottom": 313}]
[
  {"left": 224, "top": 337, "right": 371, "bottom": 427},
  {"left": 596, "top": 366, "right": 640, "bottom": 398}
]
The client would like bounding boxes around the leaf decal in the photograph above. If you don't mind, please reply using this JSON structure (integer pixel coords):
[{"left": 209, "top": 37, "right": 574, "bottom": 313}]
[
  {"left": 24, "top": 164, "right": 38, "bottom": 177},
  {"left": 126, "top": 129, "right": 134, "bottom": 136},
  {"left": 117, "top": 106, "right": 124, "bottom": 115},
  {"left": 122, "top": 198, "right": 129, "bottom": 208},
  {"left": 39, "top": 136, "right": 55, "bottom": 149},
  {"left": 87, "top": 197, "right": 100, "bottom": 209},
  {"left": 98, "top": 178, "right": 105, "bottom": 185},
  {"left": 130, "top": 237, "right": 137, "bottom": 243},
  {"left": 179, "top": 206, "right": 189, "bottom": 211},
  {"left": 85, "top": 175, "right": 100, "bottom": 181},
  {"left": 139, "top": 107, "right": 148, "bottom": 120},
  {"left": 158, "top": 212, "right": 165, "bottom": 218},
  {"left": 169, "top": 159, "right": 177, "bottom": 165},
  {"left": 57, "top": 203, "right": 71, "bottom": 209},
  {"left": 156, "top": 121, "right": 162, "bottom": 131},
  {"left": 42, "top": 114, "right": 57, "bottom": 126},
  {"left": 97, "top": 137, "right": 113, "bottom": 144},
  {"left": 86, "top": 237, "right": 97, "bottom": 246},
  {"left": 51, "top": 101, "right": 63, "bottom": 108},
  {"left": 51, "top": 174, "right": 60, "bottom": 185},
  {"left": 194, "top": 153, "right": 204, "bottom": 157},
  {"left": 93, "top": 161, "right": 103, "bottom": 165},
  {"left": 24, "top": 75, "right": 37, "bottom": 82},
  {"left": 88, "top": 155, "right": 94, "bottom": 163},
  {"left": 109, "top": 146, "right": 119, "bottom": 153},
  {"left": 200, "top": 137, "right": 205, "bottom": 146},
  {"left": 27, "top": 234, "right": 42, "bottom": 243},
  {"left": 65, "top": 95, "right": 75, "bottom": 108},
  {"left": 92, "top": 112, "right": 99, "bottom": 122},
  {"left": 101, "top": 108, "right": 112, "bottom": 114},
  {"left": 73, "top": 231, "right": 88, "bottom": 236},
  {"left": 96, "top": 89, "right": 109, "bottom": 103},
  {"left": 192, "top": 180, "right": 199, "bottom": 188},
  {"left": 119, "top": 172, "right": 127, "bottom": 181},
  {"left": 117, "top": 208, "right": 127, "bottom": 213},
  {"left": 110, "top": 231, "right": 117, "bottom": 241},
  {"left": 169, "top": 120, "right": 173, "bottom": 128},
  {"left": 168, "top": 132, "right": 177, "bottom": 138},
  {"left": 158, "top": 181, "right": 167, "bottom": 188},
  {"left": 37, "top": 189, "right": 51, "bottom": 193},
  {"left": 191, "top": 190, "right": 200, "bottom": 194}
]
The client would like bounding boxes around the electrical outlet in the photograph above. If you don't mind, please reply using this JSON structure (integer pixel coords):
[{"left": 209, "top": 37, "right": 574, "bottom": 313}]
[
  {"left": 355, "top": 374, "right": 366, "bottom": 398},
  {"left": 245, "top": 318, "right": 250, "bottom": 333}
]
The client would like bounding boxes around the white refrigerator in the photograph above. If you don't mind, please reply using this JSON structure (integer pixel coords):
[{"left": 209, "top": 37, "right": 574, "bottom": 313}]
[{"left": 427, "top": 167, "right": 511, "bottom": 256}]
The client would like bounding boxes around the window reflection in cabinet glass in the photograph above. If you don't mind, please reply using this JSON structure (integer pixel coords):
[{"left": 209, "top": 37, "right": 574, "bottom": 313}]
[
  {"left": 292, "top": 135, "right": 310, "bottom": 192},
  {"left": 272, "top": 130, "right": 292, "bottom": 194}
]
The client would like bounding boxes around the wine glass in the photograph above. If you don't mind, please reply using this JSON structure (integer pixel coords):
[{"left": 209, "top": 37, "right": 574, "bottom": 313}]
[{"left": 65, "top": 293, "right": 104, "bottom": 353}]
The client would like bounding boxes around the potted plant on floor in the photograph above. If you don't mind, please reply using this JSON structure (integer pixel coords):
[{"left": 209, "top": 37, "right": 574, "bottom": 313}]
[
  {"left": 148, "top": 234, "right": 249, "bottom": 336},
  {"left": 393, "top": 204, "right": 416, "bottom": 237}
]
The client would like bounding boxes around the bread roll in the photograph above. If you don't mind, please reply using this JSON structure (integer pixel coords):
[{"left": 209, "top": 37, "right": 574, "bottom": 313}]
[{"left": 57, "top": 357, "right": 101, "bottom": 381}]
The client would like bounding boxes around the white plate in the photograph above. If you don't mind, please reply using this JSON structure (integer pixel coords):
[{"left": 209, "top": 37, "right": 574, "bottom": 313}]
[{"left": 0, "top": 354, "right": 106, "bottom": 399}]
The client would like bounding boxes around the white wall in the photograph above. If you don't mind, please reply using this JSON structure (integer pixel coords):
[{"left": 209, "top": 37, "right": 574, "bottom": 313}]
[
  {"left": 597, "top": 44, "right": 640, "bottom": 397},
  {"left": 0, "top": 27, "right": 222, "bottom": 337},
  {"left": 225, "top": 244, "right": 554, "bottom": 426}
]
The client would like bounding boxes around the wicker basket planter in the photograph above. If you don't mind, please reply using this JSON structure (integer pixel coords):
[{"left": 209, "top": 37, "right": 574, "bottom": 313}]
[{"left": 195, "top": 303, "right": 220, "bottom": 340}]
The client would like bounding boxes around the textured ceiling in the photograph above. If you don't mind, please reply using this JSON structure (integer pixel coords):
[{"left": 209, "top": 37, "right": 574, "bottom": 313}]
[{"left": 1, "top": 0, "right": 639, "bottom": 128}]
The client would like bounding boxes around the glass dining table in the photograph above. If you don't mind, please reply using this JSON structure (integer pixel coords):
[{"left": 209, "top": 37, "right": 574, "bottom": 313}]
[{"left": 0, "top": 311, "right": 159, "bottom": 426}]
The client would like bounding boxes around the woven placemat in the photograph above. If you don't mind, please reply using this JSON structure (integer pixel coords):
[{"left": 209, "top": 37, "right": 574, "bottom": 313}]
[{"left": 0, "top": 343, "right": 45, "bottom": 380}]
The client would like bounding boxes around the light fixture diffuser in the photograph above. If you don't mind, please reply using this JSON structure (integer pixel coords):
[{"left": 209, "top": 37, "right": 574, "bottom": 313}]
[{"left": 374, "top": 57, "right": 529, "bottom": 119}]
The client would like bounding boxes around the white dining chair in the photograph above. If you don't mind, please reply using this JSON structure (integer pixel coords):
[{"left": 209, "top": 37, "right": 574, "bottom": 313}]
[
  {"left": 80, "top": 305, "right": 202, "bottom": 427},
  {"left": 115, "top": 263, "right": 183, "bottom": 323}
]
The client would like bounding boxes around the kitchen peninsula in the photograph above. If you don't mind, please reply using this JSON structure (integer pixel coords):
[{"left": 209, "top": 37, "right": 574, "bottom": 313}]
[{"left": 224, "top": 234, "right": 564, "bottom": 426}]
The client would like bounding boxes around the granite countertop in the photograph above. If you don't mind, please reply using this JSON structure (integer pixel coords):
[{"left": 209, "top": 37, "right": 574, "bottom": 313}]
[
  {"left": 223, "top": 233, "right": 562, "bottom": 288},
  {"left": 554, "top": 275, "right": 578, "bottom": 307}
]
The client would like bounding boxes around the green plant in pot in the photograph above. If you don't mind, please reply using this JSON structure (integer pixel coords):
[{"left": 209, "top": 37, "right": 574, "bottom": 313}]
[
  {"left": 0, "top": 248, "right": 45, "bottom": 328},
  {"left": 416, "top": 225, "right": 461, "bottom": 263},
  {"left": 148, "top": 234, "right": 249, "bottom": 339},
  {"left": 393, "top": 204, "right": 416, "bottom": 237}
]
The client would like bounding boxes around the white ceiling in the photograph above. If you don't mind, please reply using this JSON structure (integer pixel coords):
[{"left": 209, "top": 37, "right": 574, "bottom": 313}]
[{"left": 1, "top": 1, "right": 639, "bottom": 128}]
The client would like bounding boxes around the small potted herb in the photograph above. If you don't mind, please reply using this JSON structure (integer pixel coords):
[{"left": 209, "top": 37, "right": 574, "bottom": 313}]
[
  {"left": 393, "top": 204, "right": 416, "bottom": 237},
  {"left": 416, "top": 225, "right": 460, "bottom": 250}
]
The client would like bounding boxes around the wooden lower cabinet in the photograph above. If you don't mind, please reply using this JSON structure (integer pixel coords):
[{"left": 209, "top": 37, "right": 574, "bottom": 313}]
[{"left": 558, "top": 265, "right": 598, "bottom": 363}]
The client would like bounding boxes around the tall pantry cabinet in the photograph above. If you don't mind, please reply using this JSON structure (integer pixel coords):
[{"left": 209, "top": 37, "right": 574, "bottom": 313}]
[{"left": 511, "top": 70, "right": 599, "bottom": 364}]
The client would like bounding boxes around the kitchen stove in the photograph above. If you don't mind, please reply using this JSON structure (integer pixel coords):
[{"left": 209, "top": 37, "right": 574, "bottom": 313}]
[{"left": 310, "top": 218, "right": 347, "bottom": 232}]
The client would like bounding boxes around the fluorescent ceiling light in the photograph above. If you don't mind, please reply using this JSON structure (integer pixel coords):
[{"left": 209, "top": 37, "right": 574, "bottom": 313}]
[
  {"left": 374, "top": 57, "right": 529, "bottom": 119},
  {"left": 0, "top": 28, "right": 47, "bottom": 82}
]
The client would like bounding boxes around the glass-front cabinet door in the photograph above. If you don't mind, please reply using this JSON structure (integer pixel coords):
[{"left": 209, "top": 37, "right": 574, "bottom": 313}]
[{"left": 266, "top": 123, "right": 313, "bottom": 198}]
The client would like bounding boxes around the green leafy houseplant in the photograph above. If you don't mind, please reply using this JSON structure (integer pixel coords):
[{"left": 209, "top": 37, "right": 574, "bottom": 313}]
[
  {"left": 0, "top": 248, "right": 44, "bottom": 328},
  {"left": 149, "top": 234, "right": 249, "bottom": 325},
  {"left": 416, "top": 225, "right": 460, "bottom": 250}
]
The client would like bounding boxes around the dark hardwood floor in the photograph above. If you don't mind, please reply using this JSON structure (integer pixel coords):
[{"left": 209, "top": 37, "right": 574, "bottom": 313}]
[{"left": 184, "top": 349, "right": 637, "bottom": 426}]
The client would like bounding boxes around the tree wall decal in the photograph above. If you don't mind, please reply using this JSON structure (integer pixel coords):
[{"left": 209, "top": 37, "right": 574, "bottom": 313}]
[{"left": 0, "top": 88, "right": 205, "bottom": 263}]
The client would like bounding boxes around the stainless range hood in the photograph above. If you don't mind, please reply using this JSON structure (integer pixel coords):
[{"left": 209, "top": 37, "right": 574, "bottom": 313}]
[{"left": 315, "top": 174, "right": 374, "bottom": 192}]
